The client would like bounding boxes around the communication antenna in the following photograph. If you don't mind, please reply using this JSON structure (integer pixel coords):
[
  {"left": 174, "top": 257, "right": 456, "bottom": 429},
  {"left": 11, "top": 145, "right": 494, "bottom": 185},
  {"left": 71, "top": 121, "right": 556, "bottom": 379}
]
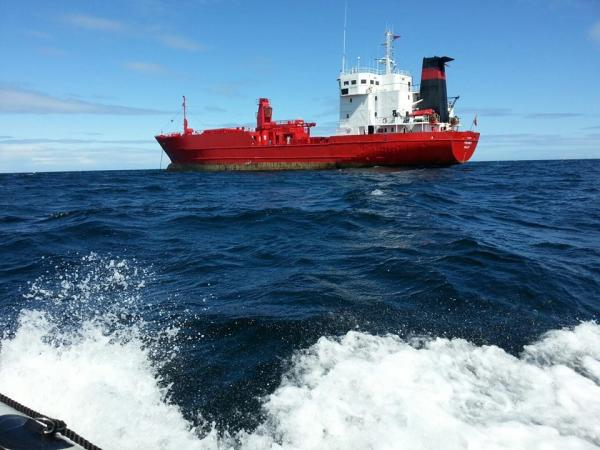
[
  {"left": 378, "top": 30, "right": 401, "bottom": 74},
  {"left": 341, "top": 2, "right": 348, "bottom": 73}
]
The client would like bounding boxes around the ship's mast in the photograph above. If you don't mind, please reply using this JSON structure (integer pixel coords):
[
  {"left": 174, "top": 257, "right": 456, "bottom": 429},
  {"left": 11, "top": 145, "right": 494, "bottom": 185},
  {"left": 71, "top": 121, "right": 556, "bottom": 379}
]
[
  {"left": 341, "top": 2, "right": 347, "bottom": 73},
  {"left": 381, "top": 30, "right": 399, "bottom": 74},
  {"left": 182, "top": 95, "right": 188, "bottom": 133}
]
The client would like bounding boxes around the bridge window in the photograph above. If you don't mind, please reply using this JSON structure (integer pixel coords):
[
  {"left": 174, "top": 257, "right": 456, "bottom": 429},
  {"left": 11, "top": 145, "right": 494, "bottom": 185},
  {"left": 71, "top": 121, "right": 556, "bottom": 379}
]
[
  {"left": 351, "top": 80, "right": 357, "bottom": 85},
  {"left": 344, "top": 81, "right": 349, "bottom": 85},
  {"left": 341, "top": 88, "right": 348, "bottom": 95},
  {"left": 370, "top": 80, "right": 374, "bottom": 84},
  {"left": 376, "top": 81, "right": 380, "bottom": 85},
  {"left": 361, "top": 79, "right": 367, "bottom": 84}
]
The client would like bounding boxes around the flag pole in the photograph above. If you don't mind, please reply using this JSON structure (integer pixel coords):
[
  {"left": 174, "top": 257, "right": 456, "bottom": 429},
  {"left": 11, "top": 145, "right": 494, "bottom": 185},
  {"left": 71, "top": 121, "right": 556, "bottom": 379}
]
[{"left": 470, "top": 114, "right": 478, "bottom": 131}]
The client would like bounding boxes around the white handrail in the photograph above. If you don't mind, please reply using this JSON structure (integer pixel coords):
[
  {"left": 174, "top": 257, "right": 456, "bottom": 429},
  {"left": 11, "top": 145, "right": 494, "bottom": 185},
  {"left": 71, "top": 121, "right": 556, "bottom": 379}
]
[{"left": 340, "top": 67, "right": 411, "bottom": 76}]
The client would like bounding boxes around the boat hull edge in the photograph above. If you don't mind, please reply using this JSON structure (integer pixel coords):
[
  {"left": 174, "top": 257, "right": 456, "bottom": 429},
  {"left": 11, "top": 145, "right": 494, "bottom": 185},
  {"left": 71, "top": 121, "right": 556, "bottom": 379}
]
[{"left": 157, "top": 131, "right": 479, "bottom": 172}]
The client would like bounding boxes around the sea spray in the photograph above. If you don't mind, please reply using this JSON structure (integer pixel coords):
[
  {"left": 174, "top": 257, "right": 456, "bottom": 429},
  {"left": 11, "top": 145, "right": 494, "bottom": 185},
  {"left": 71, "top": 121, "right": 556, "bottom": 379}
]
[
  {"left": 1, "top": 254, "right": 599, "bottom": 449},
  {"left": 0, "top": 254, "right": 214, "bottom": 449},
  {"left": 239, "top": 324, "right": 600, "bottom": 449}
]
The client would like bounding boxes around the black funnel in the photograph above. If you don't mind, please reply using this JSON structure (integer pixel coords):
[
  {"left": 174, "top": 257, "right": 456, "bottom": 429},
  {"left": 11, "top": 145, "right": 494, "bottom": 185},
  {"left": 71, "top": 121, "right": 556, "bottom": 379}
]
[{"left": 419, "top": 56, "right": 453, "bottom": 123}]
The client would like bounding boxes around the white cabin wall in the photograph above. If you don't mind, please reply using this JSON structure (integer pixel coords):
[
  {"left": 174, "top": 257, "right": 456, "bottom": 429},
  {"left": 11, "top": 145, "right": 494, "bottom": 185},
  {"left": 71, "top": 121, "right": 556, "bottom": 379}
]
[
  {"left": 338, "top": 71, "right": 414, "bottom": 134},
  {"left": 339, "top": 94, "right": 370, "bottom": 133}
]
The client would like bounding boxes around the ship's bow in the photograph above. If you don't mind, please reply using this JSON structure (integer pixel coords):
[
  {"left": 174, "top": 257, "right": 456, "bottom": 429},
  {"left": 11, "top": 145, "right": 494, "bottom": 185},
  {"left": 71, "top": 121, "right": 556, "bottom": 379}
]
[{"left": 155, "top": 134, "right": 181, "bottom": 166}]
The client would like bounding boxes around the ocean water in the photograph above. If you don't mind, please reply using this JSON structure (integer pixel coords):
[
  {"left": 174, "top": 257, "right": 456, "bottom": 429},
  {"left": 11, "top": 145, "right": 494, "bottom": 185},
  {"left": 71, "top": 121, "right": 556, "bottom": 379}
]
[{"left": 0, "top": 160, "right": 599, "bottom": 449}]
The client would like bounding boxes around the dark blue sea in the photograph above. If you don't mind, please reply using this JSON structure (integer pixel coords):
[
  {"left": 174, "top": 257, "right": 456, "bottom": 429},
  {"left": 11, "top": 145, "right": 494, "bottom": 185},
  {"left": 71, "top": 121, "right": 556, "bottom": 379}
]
[{"left": 1, "top": 160, "right": 599, "bottom": 449}]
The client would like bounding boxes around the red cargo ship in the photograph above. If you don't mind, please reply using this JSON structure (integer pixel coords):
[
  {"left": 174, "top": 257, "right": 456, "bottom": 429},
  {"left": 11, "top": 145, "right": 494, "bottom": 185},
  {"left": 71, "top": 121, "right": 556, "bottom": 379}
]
[{"left": 156, "top": 30, "right": 479, "bottom": 171}]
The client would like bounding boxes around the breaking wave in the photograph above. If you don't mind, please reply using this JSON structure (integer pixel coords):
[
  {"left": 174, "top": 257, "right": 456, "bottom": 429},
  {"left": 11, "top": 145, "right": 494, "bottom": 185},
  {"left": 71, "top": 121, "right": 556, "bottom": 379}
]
[
  {"left": 0, "top": 255, "right": 599, "bottom": 449},
  {"left": 242, "top": 325, "right": 600, "bottom": 450}
]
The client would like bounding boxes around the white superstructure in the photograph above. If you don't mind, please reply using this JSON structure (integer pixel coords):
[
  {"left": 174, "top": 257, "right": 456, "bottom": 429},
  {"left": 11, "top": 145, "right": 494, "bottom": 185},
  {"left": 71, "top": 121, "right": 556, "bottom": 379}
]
[{"left": 337, "top": 30, "right": 458, "bottom": 135}]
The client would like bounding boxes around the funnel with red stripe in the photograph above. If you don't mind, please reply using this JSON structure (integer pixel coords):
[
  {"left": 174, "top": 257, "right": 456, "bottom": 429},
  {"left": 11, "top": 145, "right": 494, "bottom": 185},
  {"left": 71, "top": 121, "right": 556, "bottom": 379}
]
[{"left": 419, "top": 56, "right": 454, "bottom": 123}]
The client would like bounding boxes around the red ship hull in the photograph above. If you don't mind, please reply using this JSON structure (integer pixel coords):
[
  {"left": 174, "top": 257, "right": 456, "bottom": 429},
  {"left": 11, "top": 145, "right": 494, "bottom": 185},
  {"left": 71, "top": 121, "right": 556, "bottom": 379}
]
[{"left": 156, "top": 131, "right": 479, "bottom": 171}]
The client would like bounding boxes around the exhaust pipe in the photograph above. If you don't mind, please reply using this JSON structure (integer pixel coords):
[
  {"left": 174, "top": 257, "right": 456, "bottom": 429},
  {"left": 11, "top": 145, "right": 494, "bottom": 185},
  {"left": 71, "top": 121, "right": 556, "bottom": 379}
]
[{"left": 419, "top": 56, "right": 454, "bottom": 123}]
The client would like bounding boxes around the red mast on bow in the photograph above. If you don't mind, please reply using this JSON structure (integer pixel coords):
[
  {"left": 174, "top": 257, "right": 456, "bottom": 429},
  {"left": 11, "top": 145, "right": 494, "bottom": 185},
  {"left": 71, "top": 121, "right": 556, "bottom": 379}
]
[{"left": 182, "top": 96, "right": 189, "bottom": 134}]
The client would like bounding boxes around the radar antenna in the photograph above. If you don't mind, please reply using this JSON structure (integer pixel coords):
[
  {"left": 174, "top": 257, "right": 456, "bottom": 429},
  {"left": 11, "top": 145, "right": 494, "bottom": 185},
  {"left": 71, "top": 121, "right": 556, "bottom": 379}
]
[{"left": 380, "top": 30, "right": 400, "bottom": 74}]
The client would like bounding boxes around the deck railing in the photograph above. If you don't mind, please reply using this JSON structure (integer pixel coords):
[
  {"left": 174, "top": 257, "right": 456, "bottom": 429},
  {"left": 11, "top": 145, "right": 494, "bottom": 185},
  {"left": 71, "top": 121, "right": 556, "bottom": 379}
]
[{"left": 341, "top": 67, "right": 411, "bottom": 77}]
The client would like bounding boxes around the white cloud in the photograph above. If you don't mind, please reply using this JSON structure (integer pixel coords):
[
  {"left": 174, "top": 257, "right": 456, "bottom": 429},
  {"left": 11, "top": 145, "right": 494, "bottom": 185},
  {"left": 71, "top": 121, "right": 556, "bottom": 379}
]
[
  {"left": 460, "top": 107, "right": 515, "bottom": 117},
  {"left": 125, "top": 61, "right": 166, "bottom": 74},
  {"left": 26, "top": 30, "right": 52, "bottom": 39},
  {"left": 0, "top": 142, "right": 159, "bottom": 173},
  {"left": 0, "top": 137, "right": 152, "bottom": 145},
  {"left": 209, "top": 83, "right": 243, "bottom": 97},
  {"left": 590, "top": 20, "right": 600, "bottom": 43},
  {"left": 525, "top": 112, "right": 583, "bottom": 119},
  {"left": 475, "top": 132, "right": 600, "bottom": 161},
  {"left": 64, "top": 14, "right": 125, "bottom": 32},
  {"left": 204, "top": 105, "right": 227, "bottom": 113},
  {"left": 157, "top": 34, "right": 205, "bottom": 52},
  {"left": 0, "top": 86, "right": 165, "bottom": 115},
  {"left": 63, "top": 13, "right": 205, "bottom": 53},
  {"left": 38, "top": 47, "right": 66, "bottom": 58}
]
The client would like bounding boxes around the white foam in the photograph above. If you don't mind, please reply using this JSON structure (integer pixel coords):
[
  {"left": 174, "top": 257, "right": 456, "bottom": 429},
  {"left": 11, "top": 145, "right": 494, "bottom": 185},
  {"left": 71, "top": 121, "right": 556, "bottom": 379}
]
[
  {"left": 1, "top": 254, "right": 599, "bottom": 449},
  {"left": 0, "top": 254, "right": 217, "bottom": 449},
  {"left": 240, "top": 323, "right": 600, "bottom": 450},
  {"left": 2, "top": 316, "right": 599, "bottom": 450},
  {"left": 0, "top": 310, "right": 215, "bottom": 449},
  {"left": 370, "top": 189, "right": 384, "bottom": 196}
]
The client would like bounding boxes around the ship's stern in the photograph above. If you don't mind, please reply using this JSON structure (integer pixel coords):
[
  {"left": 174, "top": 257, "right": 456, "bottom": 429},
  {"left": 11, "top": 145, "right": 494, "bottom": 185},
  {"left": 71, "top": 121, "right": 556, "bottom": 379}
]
[{"left": 451, "top": 131, "right": 479, "bottom": 163}]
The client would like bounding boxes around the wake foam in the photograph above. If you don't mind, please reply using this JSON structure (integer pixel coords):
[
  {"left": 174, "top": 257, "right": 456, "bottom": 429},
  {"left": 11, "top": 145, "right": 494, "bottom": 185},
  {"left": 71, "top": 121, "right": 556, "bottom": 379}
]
[
  {"left": 242, "top": 325, "right": 600, "bottom": 449},
  {"left": 0, "top": 310, "right": 212, "bottom": 449},
  {"left": 1, "top": 254, "right": 599, "bottom": 449},
  {"left": 0, "top": 254, "right": 213, "bottom": 449}
]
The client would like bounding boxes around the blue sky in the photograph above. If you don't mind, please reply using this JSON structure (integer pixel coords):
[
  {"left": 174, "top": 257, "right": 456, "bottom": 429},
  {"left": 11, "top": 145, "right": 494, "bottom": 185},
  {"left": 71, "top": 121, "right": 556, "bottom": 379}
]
[{"left": 1, "top": 0, "right": 599, "bottom": 172}]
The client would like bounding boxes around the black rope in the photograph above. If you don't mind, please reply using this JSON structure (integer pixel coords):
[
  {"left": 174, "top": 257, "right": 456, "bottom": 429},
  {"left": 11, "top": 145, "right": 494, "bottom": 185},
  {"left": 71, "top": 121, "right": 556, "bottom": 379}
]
[{"left": 0, "top": 392, "right": 103, "bottom": 450}]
